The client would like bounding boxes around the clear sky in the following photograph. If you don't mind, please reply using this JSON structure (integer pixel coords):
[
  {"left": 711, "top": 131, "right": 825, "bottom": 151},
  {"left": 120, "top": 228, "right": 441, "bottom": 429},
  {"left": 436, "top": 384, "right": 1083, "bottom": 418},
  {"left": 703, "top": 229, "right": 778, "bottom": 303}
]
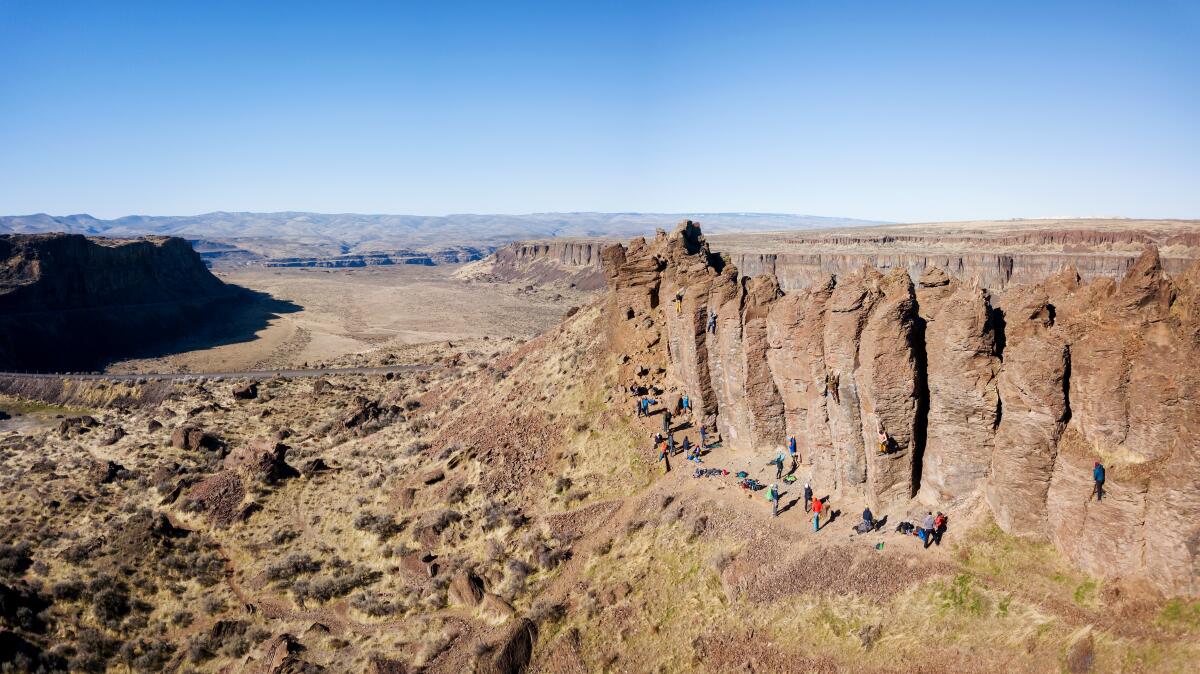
[{"left": 1, "top": 1, "right": 1197, "bottom": 222}]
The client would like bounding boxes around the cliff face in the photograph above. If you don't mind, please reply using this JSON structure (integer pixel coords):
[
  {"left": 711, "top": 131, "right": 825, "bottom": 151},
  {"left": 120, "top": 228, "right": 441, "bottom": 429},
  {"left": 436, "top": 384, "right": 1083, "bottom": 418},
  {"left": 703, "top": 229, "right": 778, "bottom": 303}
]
[
  {"left": 0, "top": 234, "right": 244, "bottom": 370},
  {"left": 474, "top": 240, "right": 610, "bottom": 290},
  {"left": 605, "top": 222, "right": 1200, "bottom": 597},
  {"left": 490, "top": 224, "right": 1200, "bottom": 293}
]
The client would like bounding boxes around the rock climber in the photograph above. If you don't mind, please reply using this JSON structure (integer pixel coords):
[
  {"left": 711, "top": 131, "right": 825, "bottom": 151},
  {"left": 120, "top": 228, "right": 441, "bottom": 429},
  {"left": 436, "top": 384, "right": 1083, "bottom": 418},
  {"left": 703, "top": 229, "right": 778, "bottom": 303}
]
[
  {"left": 803, "top": 483, "right": 813, "bottom": 513},
  {"left": 921, "top": 512, "right": 935, "bottom": 549},
  {"left": 674, "top": 291, "right": 683, "bottom": 315},
  {"left": 681, "top": 393, "right": 691, "bottom": 413},
  {"left": 877, "top": 424, "right": 890, "bottom": 454},
  {"left": 768, "top": 483, "right": 780, "bottom": 517},
  {"left": 708, "top": 311, "right": 717, "bottom": 334},
  {"left": 812, "top": 496, "right": 824, "bottom": 531},
  {"left": 1091, "top": 462, "right": 1105, "bottom": 502},
  {"left": 787, "top": 435, "right": 798, "bottom": 472}
]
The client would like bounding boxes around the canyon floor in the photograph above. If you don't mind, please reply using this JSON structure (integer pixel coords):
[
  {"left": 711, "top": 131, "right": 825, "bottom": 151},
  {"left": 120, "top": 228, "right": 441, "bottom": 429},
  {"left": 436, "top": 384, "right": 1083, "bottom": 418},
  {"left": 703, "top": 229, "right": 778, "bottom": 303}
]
[
  {"left": 104, "top": 265, "right": 590, "bottom": 375},
  {"left": 2, "top": 241, "right": 1200, "bottom": 673}
]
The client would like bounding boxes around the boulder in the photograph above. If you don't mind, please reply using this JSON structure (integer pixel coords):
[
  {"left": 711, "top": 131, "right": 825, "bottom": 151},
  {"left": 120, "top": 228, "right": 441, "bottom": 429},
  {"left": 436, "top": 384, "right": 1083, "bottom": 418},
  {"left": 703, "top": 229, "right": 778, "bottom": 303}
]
[
  {"left": 225, "top": 437, "right": 299, "bottom": 484},
  {"left": 480, "top": 593, "right": 515, "bottom": 623},
  {"left": 170, "top": 425, "right": 224, "bottom": 453},
  {"left": 447, "top": 569, "right": 485, "bottom": 607},
  {"left": 233, "top": 382, "right": 259, "bottom": 400}
]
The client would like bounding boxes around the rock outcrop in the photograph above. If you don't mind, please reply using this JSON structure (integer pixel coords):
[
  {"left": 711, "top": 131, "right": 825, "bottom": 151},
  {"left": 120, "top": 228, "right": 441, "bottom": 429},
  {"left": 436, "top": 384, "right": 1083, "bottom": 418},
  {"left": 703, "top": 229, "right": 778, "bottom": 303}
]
[
  {"left": 0, "top": 233, "right": 245, "bottom": 370},
  {"left": 604, "top": 221, "right": 1200, "bottom": 596}
]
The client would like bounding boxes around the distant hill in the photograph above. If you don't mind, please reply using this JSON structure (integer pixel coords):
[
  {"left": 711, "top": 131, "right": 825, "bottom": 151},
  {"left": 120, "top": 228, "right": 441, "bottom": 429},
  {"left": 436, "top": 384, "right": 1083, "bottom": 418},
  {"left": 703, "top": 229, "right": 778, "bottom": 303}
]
[{"left": 0, "top": 211, "right": 886, "bottom": 260}]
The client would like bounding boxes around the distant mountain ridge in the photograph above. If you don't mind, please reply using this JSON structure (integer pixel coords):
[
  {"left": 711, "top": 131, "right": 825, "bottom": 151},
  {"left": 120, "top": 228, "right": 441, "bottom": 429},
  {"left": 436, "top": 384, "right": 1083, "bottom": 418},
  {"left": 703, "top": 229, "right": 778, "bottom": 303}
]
[{"left": 0, "top": 211, "right": 886, "bottom": 260}]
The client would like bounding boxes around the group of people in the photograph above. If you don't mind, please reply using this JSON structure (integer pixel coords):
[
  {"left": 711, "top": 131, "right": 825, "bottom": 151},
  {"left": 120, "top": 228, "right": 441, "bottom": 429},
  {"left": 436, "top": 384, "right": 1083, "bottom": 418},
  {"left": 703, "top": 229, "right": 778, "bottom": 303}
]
[
  {"left": 896, "top": 512, "right": 948, "bottom": 548},
  {"left": 633, "top": 385, "right": 984, "bottom": 553}
]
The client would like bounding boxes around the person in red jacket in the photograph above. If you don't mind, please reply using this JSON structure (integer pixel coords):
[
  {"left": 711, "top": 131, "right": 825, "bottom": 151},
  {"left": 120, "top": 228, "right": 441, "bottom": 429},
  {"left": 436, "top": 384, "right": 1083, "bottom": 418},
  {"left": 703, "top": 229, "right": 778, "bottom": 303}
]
[
  {"left": 812, "top": 496, "right": 824, "bottom": 532},
  {"left": 933, "top": 512, "right": 947, "bottom": 545}
]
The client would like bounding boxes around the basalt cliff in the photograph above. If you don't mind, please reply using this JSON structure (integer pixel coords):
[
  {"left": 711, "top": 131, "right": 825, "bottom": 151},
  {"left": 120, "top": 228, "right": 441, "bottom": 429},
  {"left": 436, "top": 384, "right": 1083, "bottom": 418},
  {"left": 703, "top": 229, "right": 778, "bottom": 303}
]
[
  {"left": 604, "top": 222, "right": 1200, "bottom": 597},
  {"left": 0, "top": 233, "right": 247, "bottom": 371},
  {"left": 489, "top": 219, "right": 1200, "bottom": 293}
]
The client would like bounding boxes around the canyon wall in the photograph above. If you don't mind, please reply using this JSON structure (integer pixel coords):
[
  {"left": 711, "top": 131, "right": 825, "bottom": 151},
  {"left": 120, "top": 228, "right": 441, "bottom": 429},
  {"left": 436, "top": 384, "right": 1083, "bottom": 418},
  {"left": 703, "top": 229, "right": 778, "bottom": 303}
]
[
  {"left": 605, "top": 222, "right": 1200, "bottom": 597},
  {"left": 493, "top": 225, "right": 1200, "bottom": 292},
  {"left": 473, "top": 240, "right": 609, "bottom": 290},
  {"left": 729, "top": 250, "right": 1198, "bottom": 291},
  {"left": 0, "top": 233, "right": 247, "bottom": 371}
]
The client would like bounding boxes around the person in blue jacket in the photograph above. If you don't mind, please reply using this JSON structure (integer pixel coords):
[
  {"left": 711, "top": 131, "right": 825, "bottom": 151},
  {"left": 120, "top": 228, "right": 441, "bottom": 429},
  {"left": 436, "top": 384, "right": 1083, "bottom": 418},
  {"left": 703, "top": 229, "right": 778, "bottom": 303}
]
[{"left": 1091, "top": 462, "right": 1106, "bottom": 501}]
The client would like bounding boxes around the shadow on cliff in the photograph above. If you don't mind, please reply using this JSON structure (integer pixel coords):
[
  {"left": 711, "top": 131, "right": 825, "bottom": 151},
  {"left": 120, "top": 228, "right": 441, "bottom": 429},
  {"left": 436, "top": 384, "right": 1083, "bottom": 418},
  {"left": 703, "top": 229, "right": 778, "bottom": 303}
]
[{"left": 0, "top": 286, "right": 303, "bottom": 372}]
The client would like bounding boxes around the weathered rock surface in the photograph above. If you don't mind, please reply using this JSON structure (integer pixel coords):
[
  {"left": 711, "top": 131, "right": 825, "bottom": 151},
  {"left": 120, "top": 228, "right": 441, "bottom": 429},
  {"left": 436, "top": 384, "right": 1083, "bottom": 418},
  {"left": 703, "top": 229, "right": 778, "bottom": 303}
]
[{"left": 602, "top": 221, "right": 1200, "bottom": 596}]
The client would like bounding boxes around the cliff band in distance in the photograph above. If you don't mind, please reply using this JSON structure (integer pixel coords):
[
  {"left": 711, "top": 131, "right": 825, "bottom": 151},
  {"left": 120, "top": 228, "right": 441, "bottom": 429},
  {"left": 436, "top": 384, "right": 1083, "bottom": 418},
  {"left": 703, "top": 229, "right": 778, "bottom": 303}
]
[{"left": 603, "top": 221, "right": 1200, "bottom": 597}]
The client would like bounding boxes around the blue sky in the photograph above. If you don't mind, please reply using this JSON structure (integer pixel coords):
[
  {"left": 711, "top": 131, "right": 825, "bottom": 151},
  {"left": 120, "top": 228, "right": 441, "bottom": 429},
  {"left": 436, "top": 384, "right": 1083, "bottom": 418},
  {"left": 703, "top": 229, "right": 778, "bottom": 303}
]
[{"left": 1, "top": 0, "right": 1197, "bottom": 221}]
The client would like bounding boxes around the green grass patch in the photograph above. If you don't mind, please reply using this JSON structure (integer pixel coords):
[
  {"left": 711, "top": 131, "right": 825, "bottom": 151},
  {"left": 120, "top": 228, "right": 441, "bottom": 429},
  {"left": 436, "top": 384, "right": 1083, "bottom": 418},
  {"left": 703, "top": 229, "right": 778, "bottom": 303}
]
[{"left": 1157, "top": 599, "right": 1200, "bottom": 630}]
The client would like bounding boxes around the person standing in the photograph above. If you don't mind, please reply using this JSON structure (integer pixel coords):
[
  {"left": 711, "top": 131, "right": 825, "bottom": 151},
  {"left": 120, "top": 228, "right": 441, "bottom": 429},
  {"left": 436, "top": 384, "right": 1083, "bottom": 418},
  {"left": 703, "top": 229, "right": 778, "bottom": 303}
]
[
  {"left": 1091, "top": 462, "right": 1106, "bottom": 501},
  {"left": 933, "top": 512, "right": 947, "bottom": 545},
  {"left": 803, "top": 483, "right": 813, "bottom": 513},
  {"left": 662, "top": 409, "right": 672, "bottom": 434},
  {"left": 658, "top": 440, "right": 671, "bottom": 473},
  {"left": 767, "top": 452, "right": 785, "bottom": 480},
  {"left": 812, "top": 497, "right": 824, "bottom": 531},
  {"left": 922, "top": 512, "right": 935, "bottom": 549},
  {"left": 768, "top": 483, "right": 780, "bottom": 517},
  {"left": 699, "top": 426, "right": 708, "bottom": 449}
]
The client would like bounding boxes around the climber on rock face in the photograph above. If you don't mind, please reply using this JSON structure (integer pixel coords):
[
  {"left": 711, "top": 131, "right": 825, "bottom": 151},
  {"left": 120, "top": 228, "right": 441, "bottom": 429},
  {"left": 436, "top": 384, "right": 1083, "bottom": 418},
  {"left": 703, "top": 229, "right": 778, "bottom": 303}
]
[
  {"left": 708, "top": 311, "right": 717, "bottom": 334},
  {"left": 674, "top": 292, "right": 683, "bottom": 315},
  {"left": 787, "top": 435, "right": 798, "bottom": 472},
  {"left": 1091, "top": 462, "right": 1106, "bottom": 501}
]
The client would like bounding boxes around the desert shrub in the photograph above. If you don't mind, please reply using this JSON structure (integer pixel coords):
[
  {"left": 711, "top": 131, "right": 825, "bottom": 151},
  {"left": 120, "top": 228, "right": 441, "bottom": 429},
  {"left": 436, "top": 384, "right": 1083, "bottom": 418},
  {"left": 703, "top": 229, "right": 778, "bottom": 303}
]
[
  {"left": 201, "top": 596, "right": 225, "bottom": 615},
  {"left": 426, "top": 509, "right": 462, "bottom": 534},
  {"left": 51, "top": 579, "right": 86, "bottom": 601},
  {"left": 353, "top": 512, "right": 406, "bottom": 541},
  {"left": 350, "top": 590, "right": 404, "bottom": 617},
  {"left": 265, "top": 553, "right": 322, "bottom": 584},
  {"left": 481, "top": 501, "right": 526, "bottom": 532},
  {"left": 445, "top": 484, "right": 471, "bottom": 504},
  {"left": 528, "top": 598, "right": 566, "bottom": 623},
  {"left": 119, "top": 638, "right": 176, "bottom": 672},
  {"left": 0, "top": 542, "right": 34, "bottom": 575},
  {"left": 293, "top": 567, "right": 382, "bottom": 603},
  {"left": 271, "top": 528, "right": 300, "bottom": 546},
  {"left": 70, "top": 628, "right": 121, "bottom": 673},
  {"left": 92, "top": 587, "right": 131, "bottom": 629}
]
